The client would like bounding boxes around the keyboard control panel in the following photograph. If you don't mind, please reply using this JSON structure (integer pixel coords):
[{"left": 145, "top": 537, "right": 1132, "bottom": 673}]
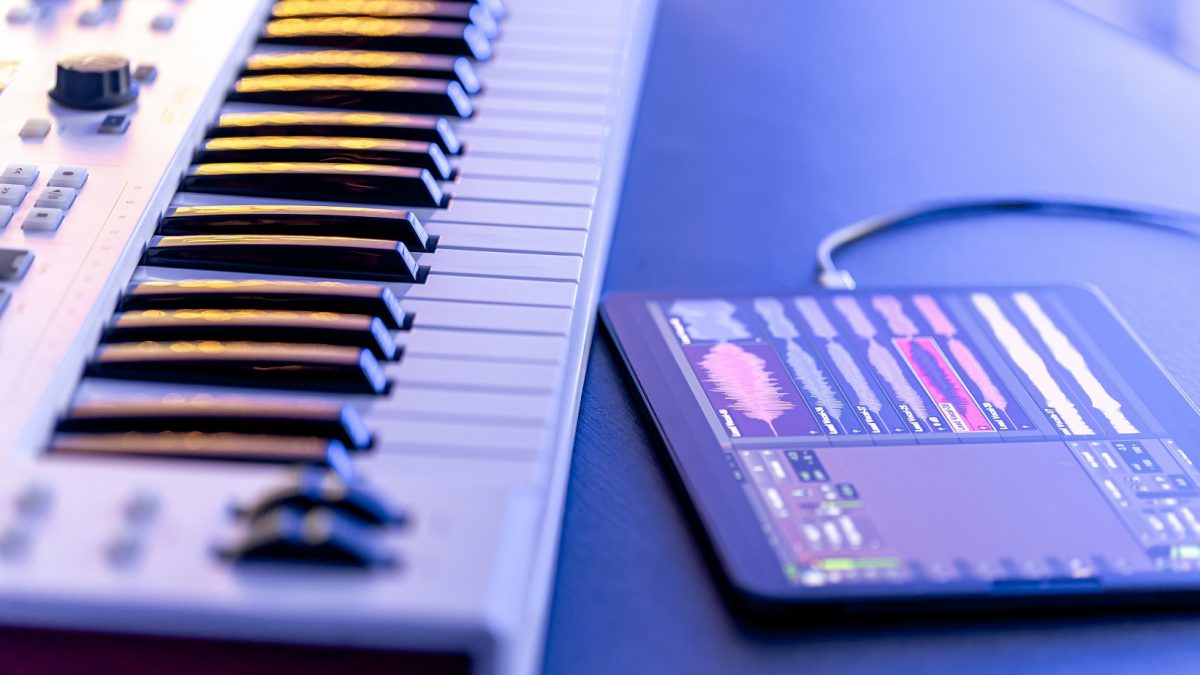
[{"left": 0, "top": 0, "right": 658, "bottom": 672}]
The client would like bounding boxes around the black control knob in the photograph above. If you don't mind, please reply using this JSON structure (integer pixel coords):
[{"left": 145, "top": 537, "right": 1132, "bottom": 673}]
[{"left": 49, "top": 53, "right": 138, "bottom": 110}]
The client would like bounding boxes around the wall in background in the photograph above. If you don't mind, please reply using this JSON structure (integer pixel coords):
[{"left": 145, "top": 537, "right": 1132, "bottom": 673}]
[{"left": 1064, "top": 0, "right": 1200, "bottom": 67}]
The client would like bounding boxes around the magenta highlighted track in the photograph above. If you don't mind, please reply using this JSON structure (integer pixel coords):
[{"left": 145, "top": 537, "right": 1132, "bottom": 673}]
[{"left": 894, "top": 337, "right": 995, "bottom": 433}]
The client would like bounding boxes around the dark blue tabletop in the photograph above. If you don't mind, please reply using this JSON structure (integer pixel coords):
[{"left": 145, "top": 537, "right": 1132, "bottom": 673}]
[{"left": 544, "top": 1, "right": 1200, "bottom": 673}]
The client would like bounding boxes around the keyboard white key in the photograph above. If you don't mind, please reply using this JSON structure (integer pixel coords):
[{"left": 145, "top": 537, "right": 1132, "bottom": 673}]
[
  {"left": 388, "top": 357, "right": 561, "bottom": 393},
  {"left": 395, "top": 328, "right": 569, "bottom": 363},
  {"left": 424, "top": 248, "right": 583, "bottom": 282},
  {"left": 457, "top": 155, "right": 601, "bottom": 183},
  {"left": 429, "top": 222, "right": 588, "bottom": 255},
  {"left": 400, "top": 299, "right": 572, "bottom": 334}
]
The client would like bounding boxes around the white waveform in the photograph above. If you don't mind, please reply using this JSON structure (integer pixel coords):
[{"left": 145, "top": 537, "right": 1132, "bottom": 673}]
[
  {"left": 972, "top": 294, "right": 1095, "bottom": 436},
  {"left": 828, "top": 341, "right": 882, "bottom": 414},
  {"left": 1013, "top": 293, "right": 1139, "bottom": 434},
  {"left": 669, "top": 299, "right": 751, "bottom": 341},
  {"left": 753, "top": 298, "right": 801, "bottom": 339},
  {"left": 784, "top": 340, "right": 845, "bottom": 422},
  {"left": 872, "top": 295, "right": 920, "bottom": 336},
  {"left": 867, "top": 340, "right": 931, "bottom": 420},
  {"left": 794, "top": 297, "right": 838, "bottom": 339},
  {"left": 832, "top": 295, "right": 877, "bottom": 339}
]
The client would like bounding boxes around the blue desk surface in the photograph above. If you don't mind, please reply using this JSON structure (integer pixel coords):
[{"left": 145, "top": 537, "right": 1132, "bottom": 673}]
[{"left": 543, "top": 1, "right": 1200, "bottom": 673}]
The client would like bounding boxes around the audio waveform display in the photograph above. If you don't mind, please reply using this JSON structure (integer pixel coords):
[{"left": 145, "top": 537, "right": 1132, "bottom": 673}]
[
  {"left": 833, "top": 296, "right": 935, "bottom": 426},
  {"left": 910, "top": 293, "right": 1037, "bottom": 433},
  {"left": 655, "top": 288, "right": 1143, "bottom": 445},
  {"left": 915, "top": 293, "right": 1010, "bottom": 410},
  {"left": 1013, "top": 293, "right": 1140, "bottom": 435},
  {"left": 794, "top": 297, "right": 891, "bottom": 428},
  {"left": 895, "top": 337, "right": 995, "bottom": 433},
  {"left": 685, "top": 342, "right": 822, "bottom": 438},
  {"left": 972, "top": 293, "right": 1096, "bottom": 436},
  {"left": 668, "top": 299, "right": 751, "bottom": 341},
  {"left": 872, "top": 295, "right": 920, "bottom": 336},
  {"left": 754, "top": 298, "right": 849, "bottom": 433},
  {"left": 754, "top": 297, "right": 800, "bottom": 339},
  {"left": 622, "top": 285, "right": 1194, "bottom": 589}
]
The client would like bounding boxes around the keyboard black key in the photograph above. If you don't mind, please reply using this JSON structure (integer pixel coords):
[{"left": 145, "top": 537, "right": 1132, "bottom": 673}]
[
  {"left": 52, "top": 432, "right": 350, "bottom": 465},
  {"left": 229, "top": 73, "right": 473, "bottom": 117},
  {"left": 143, "top": 234, "right": 423, "bottom": 283},
  {"left": 105, "top": 309, "right": 400, "bottom": 360},
  {"left": 60, "top": 398, "right": 373, "bottom": 449},
  {"left": 210, "top": 111, "right": 462, "bottom": 155},
  {"left": 88, "top": 341, "right": 389, "bottom": 394},
  {"left": 444, "top": 0, "right": 504, "bottom": 20},
  {"left": 261, "top": 17, "right": 492, "bottom": 60},
  {"left": 121, "top": 279, "right": 410, "bottom": 329},
  {"left": 239, "top": 468, "right": 404, "bottom": 526},
  {"left": 243, "top": 50, "right": 481, "bottom": 94},
  {"left": 195, "top": 136, "right": 452, "bottom": 180},
  {"left": 160, "top": 204, "right": 432, "bottom": 252},
  {"left": 181, "top": 162, "right": 445, "bottom": 208},
  {"left": 270, "top": 2, "right": 499, "bottom": 40},
  {"left": 225, "top": 506, "right": 394, "bottom": 567}
]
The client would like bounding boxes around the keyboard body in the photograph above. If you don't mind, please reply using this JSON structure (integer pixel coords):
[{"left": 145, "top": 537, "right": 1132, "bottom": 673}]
[{"left": 0, "top": 1, "right": 657, "bottom": 673}]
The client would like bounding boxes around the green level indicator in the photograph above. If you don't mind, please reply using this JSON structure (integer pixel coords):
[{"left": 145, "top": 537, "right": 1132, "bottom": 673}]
[{"left": 817, "top": 557, "right": 900, "bottom": 571}]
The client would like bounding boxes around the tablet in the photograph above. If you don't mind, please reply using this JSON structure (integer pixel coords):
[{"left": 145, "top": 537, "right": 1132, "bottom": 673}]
[{"left": 602, "top": 285, "right": 1200, "bottom": 612}]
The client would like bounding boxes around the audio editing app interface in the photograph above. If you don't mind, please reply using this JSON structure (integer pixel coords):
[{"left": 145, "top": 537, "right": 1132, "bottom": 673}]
[{"left": 652, "top": 289, "right": 1200, "bottom": 587}]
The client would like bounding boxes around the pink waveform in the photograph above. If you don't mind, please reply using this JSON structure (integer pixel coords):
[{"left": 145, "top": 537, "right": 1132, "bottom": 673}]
[
  {"left": 872, "top": 295, "right": 920, "bottom": 336},
  {"left": 913, "top": 294, "right": 956, "bottom": 336},
  {"left": 699, "top": 343, "right": 796, "bottom": 436},
  {"left": 948, "top": 339, "right": 1009, "bottom": 410},
  {"left": 913, "top": 294, "right": 1009, "bottom": 410},
  {"left": 896, "top": 337, "right": 994, "bottom": 432}
]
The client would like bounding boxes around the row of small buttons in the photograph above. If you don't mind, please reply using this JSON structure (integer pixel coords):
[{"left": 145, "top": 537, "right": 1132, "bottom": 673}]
[
  {"left": 19, "top": 113, "right": 135, "bottom": 140},
  {"left": 6, "top": 5, "right": 176, "bottom": 32},
  {"left": 0, "top": 164, "right": 88, "bottom": 233}
]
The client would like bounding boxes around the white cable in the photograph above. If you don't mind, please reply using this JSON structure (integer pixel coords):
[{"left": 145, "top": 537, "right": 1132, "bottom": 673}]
[{"left": 816, "top": 198, "right": 1200, "bottom": 289}]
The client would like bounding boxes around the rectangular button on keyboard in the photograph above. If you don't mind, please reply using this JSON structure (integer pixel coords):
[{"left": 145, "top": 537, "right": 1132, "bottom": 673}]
[
  {"left": 22, "top": 208, "right": 65, "bottom": 232},
  {"left": 47, "top": 166, "right": 88, "bottom": 189},
  {"left": 0, "top": 248, "right": 33, "bottom": 279},
  {"left": 0, "top": 183, "right": 26, "bottom": 207},
  {"left": 1, "top": 164, "right": 37, "bottom": 185},
  {"left": 34, "top": 187, "right": 77, "bottom": 209}
]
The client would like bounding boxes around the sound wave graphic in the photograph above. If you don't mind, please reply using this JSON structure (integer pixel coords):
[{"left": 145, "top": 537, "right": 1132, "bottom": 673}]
[
  {"left": 794, "top": 297, "right": 884, "bottom": 415},
  {"left": 753, "top": 298, "right": 846, "bottom": 424},
  {"left": 828, "top": 341, "right": 883, "bottom": 414},
  {"left": 1012, "top": 293, "right": 1139, "bottom": 434},
  {"left": 902, "top": 337, "right": 994, "bottom": 432},
  {"left": 668, "top": 300, "right": 751, "bottom": 341},
  {"left": 753, "top": 298, "right": 800, "bottom": 339},
  {"left": 972, "top": 293, "right": 1095, "bottom": 436},
  {"left": 913, "top": 294, "right": 1010, "bottom": 411},
  {"left": 834, "top": 296, "right": 931, "bottom": 420},
  {"left": 948, "top": 339, "right": 1009, "bottom": 410},
  {"left": 833, "top": 295, "right": 877, "bottom": 339},
  {"left": 698, "top": 343, "right": 795, "bottom": 436},
  {"left": 794, "top": 297, "right": 838, "bottom": 339},
  {"left": 872, "top": 295, "right": 920, "bottom": 336},
  {"left": 912, "top": 294, "right": 956, "bottom": 335},
  {"left": 867, "top": 340, "right": 931, "bottom": 420},
  {"left": 785, "top": 340, "right": 845, "bottom": 422}
]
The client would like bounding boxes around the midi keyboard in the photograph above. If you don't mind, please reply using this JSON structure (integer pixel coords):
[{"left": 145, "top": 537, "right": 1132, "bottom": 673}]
[{"left": 0, "top": 0, "right": 657, "bottom": 672}]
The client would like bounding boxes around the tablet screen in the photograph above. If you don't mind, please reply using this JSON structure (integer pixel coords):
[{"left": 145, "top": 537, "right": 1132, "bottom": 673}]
[{"left": 603, "top": 285, "right": 1200, "bottom": 603}]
